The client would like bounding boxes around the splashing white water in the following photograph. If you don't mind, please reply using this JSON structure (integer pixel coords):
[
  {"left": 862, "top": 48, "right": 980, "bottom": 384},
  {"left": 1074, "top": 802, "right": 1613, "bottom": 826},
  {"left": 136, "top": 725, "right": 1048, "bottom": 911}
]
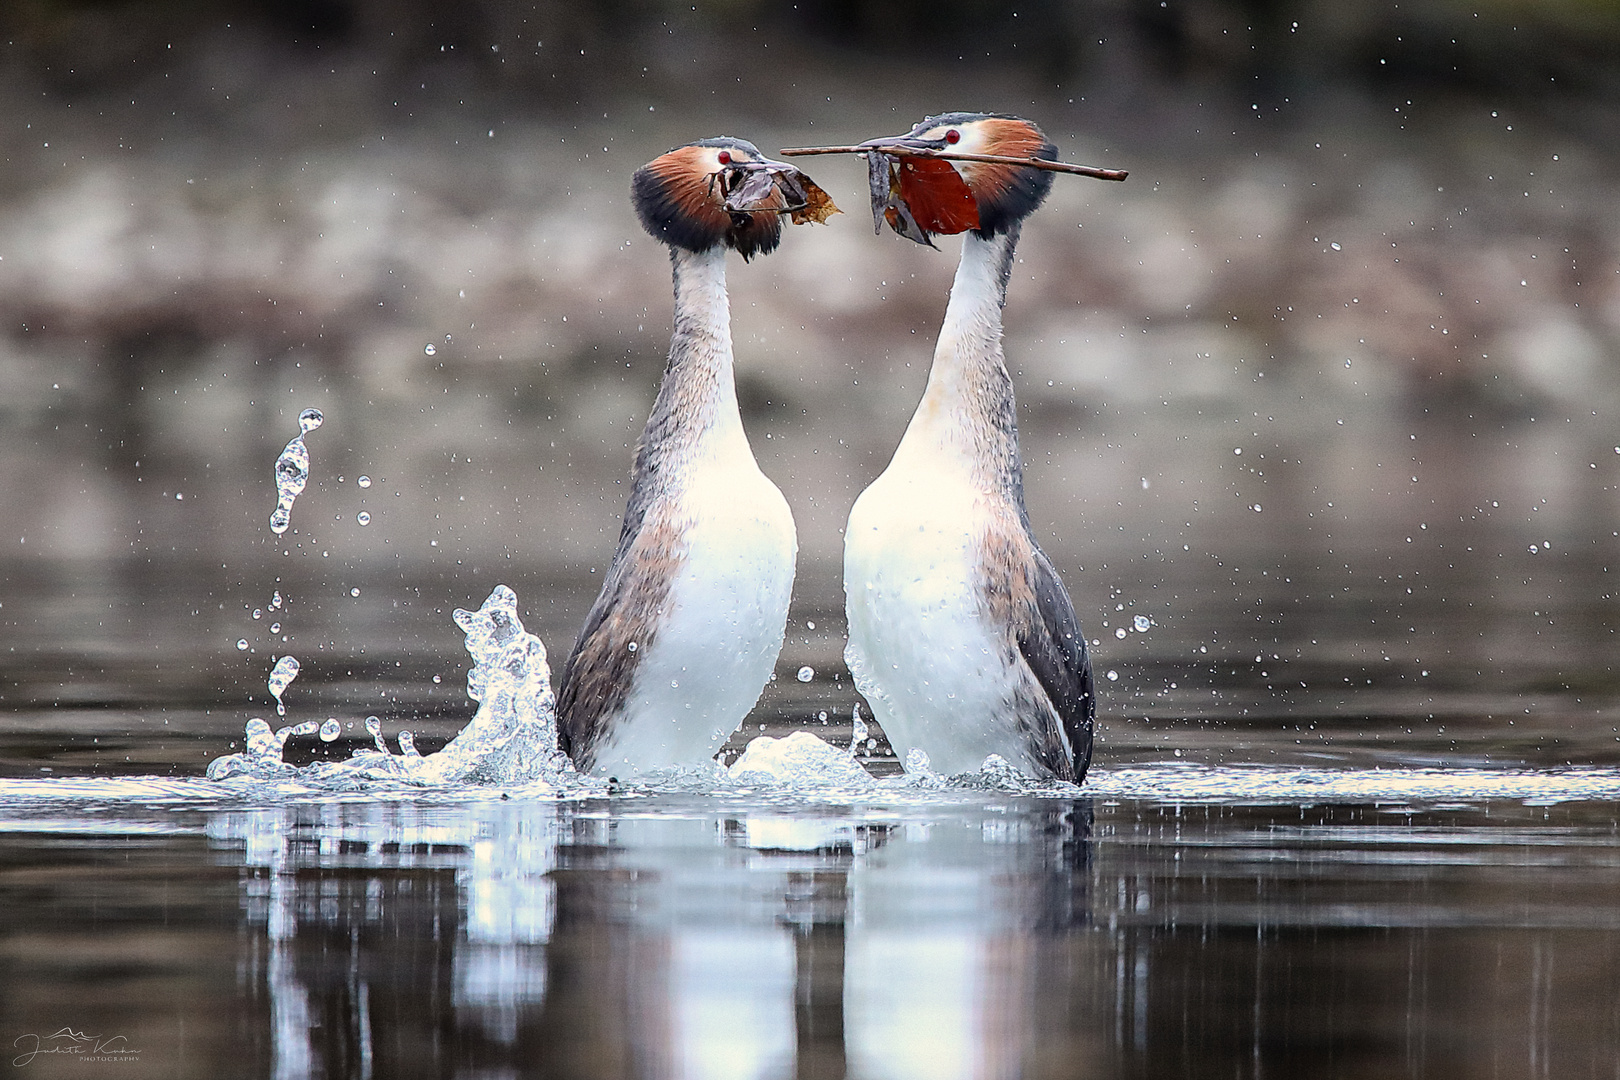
[
  {"left": 267, "top": 656, "right": 300, "bottom": 717},
  {"left": 207, "top": 585, "right": 579, "bottom": 790}
]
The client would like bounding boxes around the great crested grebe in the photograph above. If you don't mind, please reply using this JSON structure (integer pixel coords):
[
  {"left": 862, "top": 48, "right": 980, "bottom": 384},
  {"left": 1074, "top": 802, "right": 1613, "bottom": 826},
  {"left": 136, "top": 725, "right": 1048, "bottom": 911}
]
[
  {"left": 841, "top": 113, "right": 1095, "bottom": 782},
  {"left": 557, "top": 137, "right": 836, "bottom": 776}
]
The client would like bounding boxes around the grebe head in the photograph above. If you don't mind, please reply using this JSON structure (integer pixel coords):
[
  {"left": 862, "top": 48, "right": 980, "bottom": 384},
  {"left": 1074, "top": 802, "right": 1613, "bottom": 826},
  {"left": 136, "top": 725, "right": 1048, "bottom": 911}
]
[
  {"left": 631, "top": 137, "right": 838, "bottom": 260},
  {"left": 858, "top": 113, "right": 1056, "bottom": 246}
]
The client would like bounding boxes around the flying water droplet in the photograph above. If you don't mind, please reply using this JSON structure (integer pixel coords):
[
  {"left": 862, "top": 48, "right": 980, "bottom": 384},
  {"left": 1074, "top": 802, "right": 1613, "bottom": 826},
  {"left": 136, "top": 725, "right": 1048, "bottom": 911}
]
[
  {"left": 365, "top": 715, "right": 387, "bottom": 752},
  {"left": 270, "top": 591, "right": 283, "bottom": 610},
  {"left": 356, "top": 512, "right": 371, "bottom": 526},
  {"left": 424, "top": 343, "right": 437, "bottom": 356},
  {"left": 236, "top": 638, "right": 249, "bottom": 650},
  {"left": 1106, "top": 670, "right": 1120, "bottom": 681},
  {"left": 1114, "top": 627, "right": 1128, "bottom": 639},
  {"left": 350, "top": 588, "right": 360, "bottom": 597},
  {"left": 268, "top": 655, "right": 300, "bottom": 716},
  {"left": 252, "top": 609, "right": 262, "bottom": 620},
  {"left": 269, "top": 622, "right": 281, "bottom": 634},
  {"left": 1133, "top": 614, "right": 1153, "bottom": 633},
  {"left": 270, "top": 412, "right": 322, "bottom": 535},
  {"left": 627, "top": 641, "right": 638, "bottom": 652},
  {"left": 357, "top": 475, "right": 372, "bottom": 488},
  {"left": 319, "top": 718, "right": 341, "bottom": 742},
  {"left": 796, "top": 666, "right": 815, "bottom": 683},
  {"left": 850, "top": 703, "right": 868, "bottom": 756}
]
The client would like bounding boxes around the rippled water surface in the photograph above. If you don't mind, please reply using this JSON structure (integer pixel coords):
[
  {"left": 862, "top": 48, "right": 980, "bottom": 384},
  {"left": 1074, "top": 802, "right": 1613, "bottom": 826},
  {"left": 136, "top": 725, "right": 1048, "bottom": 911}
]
[{"left": 5, "top": 396, "right": 1620, "bottom": 1077}]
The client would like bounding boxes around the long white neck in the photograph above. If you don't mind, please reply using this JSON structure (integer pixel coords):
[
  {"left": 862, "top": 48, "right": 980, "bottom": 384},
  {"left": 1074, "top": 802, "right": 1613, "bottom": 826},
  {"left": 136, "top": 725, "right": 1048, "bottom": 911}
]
[
  {"left": 892, "top": 228, "right": 1024, "bottom": 493},
  {"left": 633, "top": 246, "right": 753, "bottom": 483}
]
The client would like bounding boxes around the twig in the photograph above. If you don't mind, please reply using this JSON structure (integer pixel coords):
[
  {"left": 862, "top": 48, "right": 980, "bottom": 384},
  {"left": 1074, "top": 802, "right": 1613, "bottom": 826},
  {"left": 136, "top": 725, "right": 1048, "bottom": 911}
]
[{"left": 779, "top": 144, "right": 1127, "bottom": 182}]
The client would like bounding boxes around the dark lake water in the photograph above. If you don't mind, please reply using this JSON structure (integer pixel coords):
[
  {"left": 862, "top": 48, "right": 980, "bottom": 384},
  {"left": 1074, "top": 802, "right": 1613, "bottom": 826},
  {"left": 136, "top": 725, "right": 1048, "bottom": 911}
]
[{"left": 3, "top": 395, "right": 1620, "bottom": 1078}]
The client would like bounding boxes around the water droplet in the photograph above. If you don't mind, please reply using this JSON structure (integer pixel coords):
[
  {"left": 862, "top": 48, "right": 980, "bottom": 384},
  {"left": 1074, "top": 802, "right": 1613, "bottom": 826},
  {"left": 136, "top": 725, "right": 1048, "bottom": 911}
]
[
  {"left": 1330, "top": 242, "right": 1341, "bottom": 250},
  {"left": 270, "top": 591, "right": 283, "bottom": 610},
  {"left": 1529, "top": 544, "right": 1539, "bottom": 554},
  {"left": 806, "top": 620, "right": 816, "bottom": 630},
  {"left": 269, "top": 622, "right": 281, "bottom": 634},
  {"left": 796, "top": 666, "right": 815, "bottom": 683},
  {"left": 357, "top": 512, "right": 371, "bottom": 526},
  {"left": 398, "top": 730, "right": 420, "bottom": 756},
  {"left": 432, "top": 674, "right": 442, "bottom": 684},
  {"left": 1133, "top": 614, "right": 1152, "bottom": 633},
  {"left": 350, "top": 587, "right": 361, "bottom": 597},
  {"left": 818, "top": 711, "right": 828, "bottom": 722},
  {"left": 357, "top": 475, "right": 372, "bottom": 488},
  {"left": 268, "top": 655, "right": 300, "bottom": 716},
  {"left": 424, "top": 343, "right": 437, "bottom": 356},
  {"left": 1233, "top": 447, "right": 1242, "bottom": 455},
  {"left": 1106, "top": 670, "right": 1120, "bottom": 681},
  {"left": 252, "top": 609, "right": 262, "bottom": 620},
  {"left": 670, "top": 679, "right": 680, "bottom": 689},
  {"left": 627, "top": 641, "right": 638, "bottom": 652},
  {"left": 365, "top": 715, "right": 387, "bottom": 753},
  {"left": 236, "top": 638, "right": 249, "bottom": 650},
  {"left": 319, "top": 718, "right": 341, "bottom": 742},
  {"left": 1252, "top": 503, "right": 1263, "bottom": 512},
  {"left": 1115, "top": 627, "right": 1128, "bottom": 639},
  {"left": 269, "top": 415, "right": 317, "bottom": 535}
]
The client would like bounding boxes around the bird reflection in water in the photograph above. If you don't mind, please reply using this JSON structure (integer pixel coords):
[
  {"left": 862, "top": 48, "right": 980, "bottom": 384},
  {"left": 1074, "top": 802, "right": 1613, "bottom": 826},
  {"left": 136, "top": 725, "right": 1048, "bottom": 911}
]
[{"left": 213, "top": 799, "right": 1094, "bottom": 1079}]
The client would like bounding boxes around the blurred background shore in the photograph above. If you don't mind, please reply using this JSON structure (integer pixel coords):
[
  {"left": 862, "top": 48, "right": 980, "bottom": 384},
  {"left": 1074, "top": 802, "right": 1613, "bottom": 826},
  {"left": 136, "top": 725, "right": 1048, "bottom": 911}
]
[{"left": 1, "top": 0, "right": 1617, "bottom": 771}]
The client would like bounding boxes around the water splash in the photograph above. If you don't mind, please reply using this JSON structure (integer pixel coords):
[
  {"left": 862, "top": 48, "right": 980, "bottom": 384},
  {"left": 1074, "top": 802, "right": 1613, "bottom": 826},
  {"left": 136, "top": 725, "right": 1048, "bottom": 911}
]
[
  {"left": 729, "top": 731, "right": 874, "bottom": 788},
  {"left": 433, "top": 584, "right": 568, "bottom": 784},
  {"left": 269, "top": 409, "right": 323, "bottom": 535},
  {"left": 208, "top": 586, "right": 577, "bottom": 790},
  {"left": 268, "top": 656, "right": 300, "bottom": 716}
]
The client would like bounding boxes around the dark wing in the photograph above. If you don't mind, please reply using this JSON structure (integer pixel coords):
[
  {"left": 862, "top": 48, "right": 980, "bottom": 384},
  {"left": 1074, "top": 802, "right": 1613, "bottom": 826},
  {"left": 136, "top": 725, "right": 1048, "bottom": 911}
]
[
  {"left": 1015, "top": 544, "right": 1096, "bottom": 783},
  {"left": 555, "top": 501, "right": 683, "bottom": 769}
]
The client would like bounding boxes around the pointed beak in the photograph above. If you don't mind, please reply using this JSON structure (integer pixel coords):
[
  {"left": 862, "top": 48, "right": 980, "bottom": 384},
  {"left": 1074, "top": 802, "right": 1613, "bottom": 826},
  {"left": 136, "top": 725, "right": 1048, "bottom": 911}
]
[
  {"left": 718, "top": 158, "right": 840, "bottom": 225},
  {"left": 719, "top": 158, "right": 800, "bottom": 214}
]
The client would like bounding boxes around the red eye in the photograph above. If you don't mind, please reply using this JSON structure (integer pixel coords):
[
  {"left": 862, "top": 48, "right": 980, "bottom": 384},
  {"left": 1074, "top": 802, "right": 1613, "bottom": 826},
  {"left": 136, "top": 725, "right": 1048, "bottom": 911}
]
[
  {"left": 944, "top": 129, "right": 961, "bottom": 144},
  {"left": 717, "top": 150, "right": 731, "bottom": 164}
]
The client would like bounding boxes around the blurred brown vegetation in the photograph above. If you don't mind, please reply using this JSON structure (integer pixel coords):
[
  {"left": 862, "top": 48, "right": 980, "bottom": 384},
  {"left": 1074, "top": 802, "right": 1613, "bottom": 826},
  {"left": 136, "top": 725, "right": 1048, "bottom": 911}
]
[{"left": 0, "top": 0, "right": 1617, "bottom": 577}]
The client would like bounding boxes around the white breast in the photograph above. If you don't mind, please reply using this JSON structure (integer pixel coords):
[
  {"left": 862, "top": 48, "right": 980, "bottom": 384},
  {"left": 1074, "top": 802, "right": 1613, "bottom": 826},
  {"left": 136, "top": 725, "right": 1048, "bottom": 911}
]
[
  {"left": 843, "top": 463, "right": 1035, "bottom": 776},
  {"left": 590, "top": 460, "right": 796, "bottom": 776}
]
